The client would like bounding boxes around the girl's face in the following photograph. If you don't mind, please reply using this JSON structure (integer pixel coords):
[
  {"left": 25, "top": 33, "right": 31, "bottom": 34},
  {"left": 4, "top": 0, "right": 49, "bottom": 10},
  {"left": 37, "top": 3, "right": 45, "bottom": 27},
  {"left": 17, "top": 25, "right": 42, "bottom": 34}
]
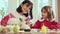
[
  {"left": 21, "top": 3, "right": 32, "bottom": 14},
  {"left": 42, "top": 9, "right": 48, "bottom": 19}
]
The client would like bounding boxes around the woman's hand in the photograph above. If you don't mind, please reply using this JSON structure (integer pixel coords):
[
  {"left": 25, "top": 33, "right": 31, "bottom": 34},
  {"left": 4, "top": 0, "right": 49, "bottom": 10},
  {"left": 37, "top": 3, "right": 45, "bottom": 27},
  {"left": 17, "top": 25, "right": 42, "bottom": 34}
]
[{"left": 25, "top": 17, "right": 32, "bottom": 25}]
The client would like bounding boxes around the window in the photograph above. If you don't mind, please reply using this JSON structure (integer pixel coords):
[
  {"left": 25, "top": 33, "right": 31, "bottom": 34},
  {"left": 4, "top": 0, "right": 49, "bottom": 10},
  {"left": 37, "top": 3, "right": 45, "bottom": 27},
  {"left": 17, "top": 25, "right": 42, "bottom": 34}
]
[
  {"left": 17, "top": 0, "right": 58, "bottom": 23},
  {"left": 0, "top": 0, "right": 8, "bottom": 20},
  {"left": 38, "top": 0, "right": 58, "bottom": 20}
]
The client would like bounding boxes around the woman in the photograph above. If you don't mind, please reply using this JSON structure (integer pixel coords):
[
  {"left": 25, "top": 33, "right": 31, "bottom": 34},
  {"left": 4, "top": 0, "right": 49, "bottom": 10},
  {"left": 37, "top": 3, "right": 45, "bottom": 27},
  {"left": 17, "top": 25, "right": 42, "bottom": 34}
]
[{"left": 1, "top": 0, "right": 33, "bottom": 29}]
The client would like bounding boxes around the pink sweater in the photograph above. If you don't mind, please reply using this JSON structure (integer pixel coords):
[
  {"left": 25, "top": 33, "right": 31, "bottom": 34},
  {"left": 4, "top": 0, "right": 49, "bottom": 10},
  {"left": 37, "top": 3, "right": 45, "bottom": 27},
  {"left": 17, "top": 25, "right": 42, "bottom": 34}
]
[
  {"left": 1, "top": 13, "right": 15, "bottom": 26},
  {"left": 30, "top": 19, "right": 60, "bottom": 30},
  {"left": 1, "top": 13, "right": 30, "bottom": 26}
]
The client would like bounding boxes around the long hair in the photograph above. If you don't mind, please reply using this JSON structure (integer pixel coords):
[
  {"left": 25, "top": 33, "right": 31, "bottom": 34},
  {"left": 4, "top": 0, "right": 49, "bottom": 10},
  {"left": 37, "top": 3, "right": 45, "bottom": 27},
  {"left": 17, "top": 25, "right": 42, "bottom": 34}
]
[
  {"left": 16, "top": 0, "right": 33, "bottom": 19},
  {"left": 41, "top": 6, "right": 54, "bottom": 21}
]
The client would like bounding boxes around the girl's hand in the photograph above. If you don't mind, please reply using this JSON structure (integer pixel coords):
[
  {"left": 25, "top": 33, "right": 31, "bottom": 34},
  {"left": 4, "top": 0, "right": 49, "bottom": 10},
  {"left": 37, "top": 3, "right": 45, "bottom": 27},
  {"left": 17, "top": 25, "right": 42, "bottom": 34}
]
[{"left": 25, "top": 17, "right": 31, "bottom": 25}]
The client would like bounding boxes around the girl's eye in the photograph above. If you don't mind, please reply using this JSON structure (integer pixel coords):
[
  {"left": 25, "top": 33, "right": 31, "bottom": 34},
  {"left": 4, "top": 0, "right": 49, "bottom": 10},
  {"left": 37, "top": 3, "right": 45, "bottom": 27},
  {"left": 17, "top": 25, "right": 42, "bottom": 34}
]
[
  {"left": 43, "top": 11, "right": 47, "bottom": 13},
  {"left": 29, "top": 8, "right": 31, "bottom": 9},
  {"left": 42, "top": 12, "right": 45, "bottom": 13},
  {"left": 44, "top": 12, "right": 46, "bottom": 13}
]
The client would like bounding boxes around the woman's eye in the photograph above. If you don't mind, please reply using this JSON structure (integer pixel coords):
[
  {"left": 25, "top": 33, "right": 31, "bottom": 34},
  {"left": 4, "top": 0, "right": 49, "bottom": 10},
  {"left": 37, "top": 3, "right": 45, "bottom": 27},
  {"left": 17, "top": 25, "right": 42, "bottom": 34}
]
[{"left": 29, "top": 8, "right": 31, "bottom": 9}]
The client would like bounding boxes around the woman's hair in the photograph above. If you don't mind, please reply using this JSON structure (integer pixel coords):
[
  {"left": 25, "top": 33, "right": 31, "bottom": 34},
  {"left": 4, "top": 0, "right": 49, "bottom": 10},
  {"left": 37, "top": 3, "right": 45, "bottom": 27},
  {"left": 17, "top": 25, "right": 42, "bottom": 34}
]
[
  {"left": 41, "top": 6, "right": 54, "bottom": 21},
  {"left": 16, "top": 0, "right": 33, "bottom": 19}
]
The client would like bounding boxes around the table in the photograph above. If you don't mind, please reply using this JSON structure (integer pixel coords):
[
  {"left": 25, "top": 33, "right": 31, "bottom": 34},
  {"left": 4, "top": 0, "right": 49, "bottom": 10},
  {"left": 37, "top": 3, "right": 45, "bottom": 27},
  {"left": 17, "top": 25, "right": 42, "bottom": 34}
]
[{"left": 0, "top": 30, "right": 60, "bottom": 34}]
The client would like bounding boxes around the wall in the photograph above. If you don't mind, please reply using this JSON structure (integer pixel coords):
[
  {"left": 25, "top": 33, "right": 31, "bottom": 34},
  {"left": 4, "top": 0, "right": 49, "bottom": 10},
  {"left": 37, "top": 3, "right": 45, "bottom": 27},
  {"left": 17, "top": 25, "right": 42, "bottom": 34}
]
[
  {"left": 8, "top": 0, "right": 59, "bottom": 23},
  {"left": 57, "top": 0, "right": 60, "bottom": 23},
  {"left": 8, "top": 0, "right": 17, "bottom": 13}
]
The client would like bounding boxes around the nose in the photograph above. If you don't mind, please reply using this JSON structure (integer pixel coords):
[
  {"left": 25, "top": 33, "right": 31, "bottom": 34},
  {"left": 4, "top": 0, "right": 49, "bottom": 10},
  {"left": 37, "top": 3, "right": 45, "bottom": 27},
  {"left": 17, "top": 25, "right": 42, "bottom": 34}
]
[
  {"left": 42, "top": 13, "right": 44, "bottom": 16},
  {"left": 26, "top": 8, "right": 30, "bottom": 12},
  {"left": 42, "top": 14, "right": 44, "bottom": 17}
]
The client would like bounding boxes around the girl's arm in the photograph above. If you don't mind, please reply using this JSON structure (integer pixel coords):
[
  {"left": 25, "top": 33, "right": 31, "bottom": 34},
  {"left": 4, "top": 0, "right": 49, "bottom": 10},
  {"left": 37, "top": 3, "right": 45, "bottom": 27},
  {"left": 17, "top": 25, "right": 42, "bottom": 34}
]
[
  {"left": 30, "top": 20, "right": 42, "bottom": 29},
  {"left": 50, "top": 20, "right": 59, "bottom": 30}
]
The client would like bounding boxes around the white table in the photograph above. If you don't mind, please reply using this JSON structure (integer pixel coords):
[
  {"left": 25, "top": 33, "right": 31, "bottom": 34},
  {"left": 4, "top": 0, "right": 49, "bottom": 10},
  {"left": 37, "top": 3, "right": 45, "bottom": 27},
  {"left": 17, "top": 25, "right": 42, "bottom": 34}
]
[{"left": 0, "top": 30, "right": 60, "bottom": 34}]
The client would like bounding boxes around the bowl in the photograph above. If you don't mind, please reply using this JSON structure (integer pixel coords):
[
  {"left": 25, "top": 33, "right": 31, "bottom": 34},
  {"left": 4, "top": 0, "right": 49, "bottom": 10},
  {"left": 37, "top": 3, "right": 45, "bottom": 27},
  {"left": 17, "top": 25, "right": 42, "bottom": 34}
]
[{"left": 24, "top": 29, "right": 31, "bottom": 32}]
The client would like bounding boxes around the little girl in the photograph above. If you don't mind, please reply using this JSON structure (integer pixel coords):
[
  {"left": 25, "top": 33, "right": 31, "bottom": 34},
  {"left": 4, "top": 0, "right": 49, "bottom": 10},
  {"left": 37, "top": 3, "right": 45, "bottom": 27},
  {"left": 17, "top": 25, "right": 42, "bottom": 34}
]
[{"left": 30, "top": 6, "right": 60, "bottom": 30}]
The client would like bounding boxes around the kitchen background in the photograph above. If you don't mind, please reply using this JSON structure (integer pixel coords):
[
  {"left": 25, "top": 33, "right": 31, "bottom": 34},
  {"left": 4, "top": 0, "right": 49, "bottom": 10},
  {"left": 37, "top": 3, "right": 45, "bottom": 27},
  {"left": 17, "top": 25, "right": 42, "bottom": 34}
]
[{"left": 0, "top": 0, "right": 60, "bottom": 24}]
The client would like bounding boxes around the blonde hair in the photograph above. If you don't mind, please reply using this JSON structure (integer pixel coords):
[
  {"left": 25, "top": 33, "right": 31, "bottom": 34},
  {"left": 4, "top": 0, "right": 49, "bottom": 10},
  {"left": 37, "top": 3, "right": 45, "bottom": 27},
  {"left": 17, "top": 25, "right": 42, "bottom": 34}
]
[{"left": 41, "top": 6, "right": 54, "bottom": 21}]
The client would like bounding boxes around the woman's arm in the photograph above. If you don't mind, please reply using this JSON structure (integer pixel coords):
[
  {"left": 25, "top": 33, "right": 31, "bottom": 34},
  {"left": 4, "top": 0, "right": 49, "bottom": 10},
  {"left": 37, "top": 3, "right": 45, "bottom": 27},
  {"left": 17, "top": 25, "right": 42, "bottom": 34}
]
[{"left": 1, "top": 13, "right": 14, "bottom": 26}]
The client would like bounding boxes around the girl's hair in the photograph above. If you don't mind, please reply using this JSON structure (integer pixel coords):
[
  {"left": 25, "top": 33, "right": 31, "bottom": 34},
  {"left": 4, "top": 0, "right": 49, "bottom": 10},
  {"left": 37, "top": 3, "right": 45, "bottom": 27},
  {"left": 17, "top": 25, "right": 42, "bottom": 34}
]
[
  {"left": 16, "top": 0, "right": 33, "bottom": 19},
  {"left": 41, "top": 6, "right": 54, "bottom": 21}
]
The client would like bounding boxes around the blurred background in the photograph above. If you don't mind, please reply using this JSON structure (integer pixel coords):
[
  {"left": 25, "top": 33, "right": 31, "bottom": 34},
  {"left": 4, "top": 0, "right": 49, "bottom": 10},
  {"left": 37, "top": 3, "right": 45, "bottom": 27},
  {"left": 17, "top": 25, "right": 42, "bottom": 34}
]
[{"left": 0, "top": 0, "right": 60, "bottom": 24}]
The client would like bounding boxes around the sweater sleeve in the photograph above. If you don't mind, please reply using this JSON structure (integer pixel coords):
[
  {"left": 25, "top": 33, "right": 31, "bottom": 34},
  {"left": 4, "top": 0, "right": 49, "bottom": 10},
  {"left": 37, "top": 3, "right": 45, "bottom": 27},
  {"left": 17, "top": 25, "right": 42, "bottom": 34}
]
[
  {"left": 30, "top": 20, "right": 42, "bottom": 29},
  {"left": 50, "top": 20, "right": 59, "bottom": 29},
  {"left": 1, "top": 13, "right": 14, "bottom": 26}
]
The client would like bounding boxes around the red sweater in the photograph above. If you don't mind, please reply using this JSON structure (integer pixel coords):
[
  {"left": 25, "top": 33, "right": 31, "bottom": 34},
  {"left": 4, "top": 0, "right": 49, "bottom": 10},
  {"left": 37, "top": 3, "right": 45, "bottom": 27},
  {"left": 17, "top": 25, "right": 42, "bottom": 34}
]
[
  {"left": 1, "top": 13, "right": 30, "bottom": 26},
  {"left": 1, "top": 13, "right": 15, "bottom": 26},
  {"left": 30, "top": 19, "right": 60, "bottom": 30}
]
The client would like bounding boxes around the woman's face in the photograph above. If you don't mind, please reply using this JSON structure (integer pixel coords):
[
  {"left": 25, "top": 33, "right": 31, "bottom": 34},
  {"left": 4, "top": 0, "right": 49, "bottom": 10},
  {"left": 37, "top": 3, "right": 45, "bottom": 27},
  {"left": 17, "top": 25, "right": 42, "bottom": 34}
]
[
  {"left": 21, "top": 3, "right": 32, "bottom": 14},
  {"left": 42, "top": 9, "right": 48, "bottom": 19}
]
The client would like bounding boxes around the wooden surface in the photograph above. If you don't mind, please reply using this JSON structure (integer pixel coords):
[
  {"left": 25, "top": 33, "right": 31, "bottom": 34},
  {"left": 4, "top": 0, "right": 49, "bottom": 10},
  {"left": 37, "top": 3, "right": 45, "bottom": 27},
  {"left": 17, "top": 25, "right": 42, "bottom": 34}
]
[{"left": 0, "top": 30, "right": 60, "bottom": 34}]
